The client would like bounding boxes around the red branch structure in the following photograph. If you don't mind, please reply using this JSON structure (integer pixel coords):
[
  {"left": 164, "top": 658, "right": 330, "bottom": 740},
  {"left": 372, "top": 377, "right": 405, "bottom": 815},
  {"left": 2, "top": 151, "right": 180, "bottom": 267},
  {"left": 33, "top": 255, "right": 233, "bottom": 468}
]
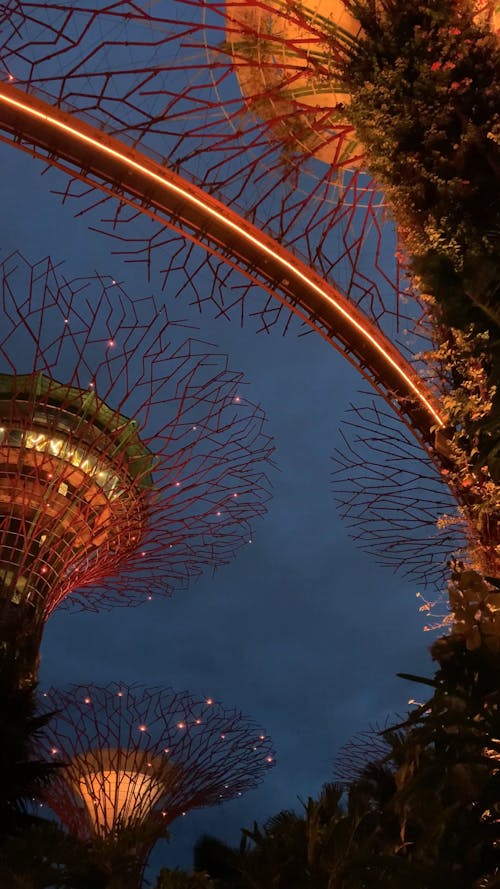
[
  {"left": 36, "top": 683, "right": 275, "bottom": 884},
  {"left": 0, "top": 250, "right": 273, "bottom": 677},
  {"left": 332, "top": 395, "right": 466, "bottom": 590}
]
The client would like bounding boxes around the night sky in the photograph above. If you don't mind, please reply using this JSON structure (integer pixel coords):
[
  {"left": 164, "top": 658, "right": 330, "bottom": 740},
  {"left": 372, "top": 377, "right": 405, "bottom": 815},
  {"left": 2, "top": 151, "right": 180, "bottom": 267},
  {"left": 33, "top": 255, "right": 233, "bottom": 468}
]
[{"left": 1, "top": 80, "right": 434, "bottom": 877}]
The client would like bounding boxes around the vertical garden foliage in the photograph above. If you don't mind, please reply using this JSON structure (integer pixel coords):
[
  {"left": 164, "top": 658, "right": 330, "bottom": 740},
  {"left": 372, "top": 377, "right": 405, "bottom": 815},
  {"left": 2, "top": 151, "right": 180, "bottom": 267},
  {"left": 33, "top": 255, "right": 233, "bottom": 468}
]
[{"left": 331, "top": 0, "right": 500, "bottom": 485}]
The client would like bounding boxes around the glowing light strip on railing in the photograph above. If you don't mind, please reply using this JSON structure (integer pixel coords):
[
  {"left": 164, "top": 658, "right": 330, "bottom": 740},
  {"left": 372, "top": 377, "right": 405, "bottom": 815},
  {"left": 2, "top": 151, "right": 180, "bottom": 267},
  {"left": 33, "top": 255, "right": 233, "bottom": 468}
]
[{"left": 0, "top": 88, "right": 444, "bottom": 428}]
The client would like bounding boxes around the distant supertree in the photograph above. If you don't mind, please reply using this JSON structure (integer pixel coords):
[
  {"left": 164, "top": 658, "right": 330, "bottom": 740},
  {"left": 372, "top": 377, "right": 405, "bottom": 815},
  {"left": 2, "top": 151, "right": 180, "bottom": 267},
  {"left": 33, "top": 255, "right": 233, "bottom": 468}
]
[
  {"left": 0, "top": 251, "right": 273, "bottom": 680},
  {"left": 333, "top": 723, "right": 397, "bottom": 789},
  {"left": 36, "top": 683, "right": 275, "bottom": 887}
]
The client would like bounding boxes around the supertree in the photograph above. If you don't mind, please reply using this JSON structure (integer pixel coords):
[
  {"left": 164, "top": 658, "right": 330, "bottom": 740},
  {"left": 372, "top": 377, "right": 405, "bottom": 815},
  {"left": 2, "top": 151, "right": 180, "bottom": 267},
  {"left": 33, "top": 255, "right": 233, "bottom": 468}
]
[
  {"left": 0, "top": 250, "right": 273, "bottom": 681},
  {"left": 35, "top": 683, "right": 275, "bottom": 887}
]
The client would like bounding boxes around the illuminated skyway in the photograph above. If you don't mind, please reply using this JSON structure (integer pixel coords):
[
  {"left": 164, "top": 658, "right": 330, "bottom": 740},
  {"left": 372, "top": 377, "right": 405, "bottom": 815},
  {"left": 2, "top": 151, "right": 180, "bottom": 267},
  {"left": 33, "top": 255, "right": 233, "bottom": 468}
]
[{"left": 0, "top": 83, "right": 444, "bottom": 446}]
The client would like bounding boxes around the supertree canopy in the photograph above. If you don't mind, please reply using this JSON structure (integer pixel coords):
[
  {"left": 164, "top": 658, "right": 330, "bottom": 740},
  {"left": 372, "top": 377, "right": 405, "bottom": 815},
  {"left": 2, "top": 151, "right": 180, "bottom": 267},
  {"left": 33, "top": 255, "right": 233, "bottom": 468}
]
[
  {"left": 0, "top": 250, "right": 273, "bottom": 678},
  {"left": 36, "top": 683, "right": 274, "bottom": 883}
]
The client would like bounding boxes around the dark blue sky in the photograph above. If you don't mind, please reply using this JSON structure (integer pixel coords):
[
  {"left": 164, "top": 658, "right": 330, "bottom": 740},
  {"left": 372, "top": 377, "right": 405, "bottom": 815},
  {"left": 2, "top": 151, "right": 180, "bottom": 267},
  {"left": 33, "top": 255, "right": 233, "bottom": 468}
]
[{"left": 1, "top": 124, "right": 434, "bottom": 874}]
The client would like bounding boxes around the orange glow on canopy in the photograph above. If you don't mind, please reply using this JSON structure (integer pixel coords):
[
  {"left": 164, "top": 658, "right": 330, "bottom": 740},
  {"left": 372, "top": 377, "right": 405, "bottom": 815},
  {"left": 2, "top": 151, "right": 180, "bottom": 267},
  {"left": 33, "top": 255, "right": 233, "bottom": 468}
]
[
  {"left": 227, "top": 0, "right": 363, "bottom": 166},
  {"left": 78, "top": 768, "right": 165, "bottom": 836}
]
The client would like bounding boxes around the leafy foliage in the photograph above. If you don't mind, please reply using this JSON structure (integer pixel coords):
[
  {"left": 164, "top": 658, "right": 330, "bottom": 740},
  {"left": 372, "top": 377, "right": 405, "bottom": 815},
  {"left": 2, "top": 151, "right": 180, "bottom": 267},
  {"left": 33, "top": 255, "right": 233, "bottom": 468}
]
[
  {"left": 154, "top": 865, "right": 214, "bottom": 889},
  {"left": 0, "top": 653, "right": 60, "bottom": 839},
  {"left": 333, "top": 0, "right": 500, "bottom": 331},
  {"left": 190, "top": 634, "right": 500, "bottom": 889}
]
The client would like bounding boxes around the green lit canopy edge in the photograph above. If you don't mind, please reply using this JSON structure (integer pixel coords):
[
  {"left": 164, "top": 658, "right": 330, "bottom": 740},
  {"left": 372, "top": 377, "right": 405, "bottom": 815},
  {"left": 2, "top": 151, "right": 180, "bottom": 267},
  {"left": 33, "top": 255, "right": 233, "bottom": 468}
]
[{"left": 0, "top": 371, "right": 155, "bottom": 489}]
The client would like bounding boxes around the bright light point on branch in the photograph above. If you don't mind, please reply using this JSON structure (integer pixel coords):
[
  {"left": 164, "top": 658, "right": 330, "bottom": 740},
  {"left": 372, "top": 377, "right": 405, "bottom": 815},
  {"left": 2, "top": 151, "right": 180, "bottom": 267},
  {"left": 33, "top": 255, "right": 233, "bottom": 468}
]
[
  {"left": 234, "top": 396, "right": 240, "bottom": 403},
  {"left": 206, "top": 699, "right": 213, "bottom": 705},
  {"left": 259, "top": 735, "right": 265, "bottom": 740},
  {"left": 192, "top": 426, "right": 197, "bottom": 430},
  {"left": 108, "top": 339, "right": 115, "bottom": 348},
  {"left": 117, "top": 691, "right": 123, "bottom": 697},
  {"left": 220, "top": 734, "right": 226, "bottom": 740},
  {"left": 266, "top": 756, "right": 273, "bottom": 763},
  {"left": 182, "top": 812, "right": 186, "bottom": 816},
  {"left": 138, "top": 724, "right": 147, "bottom": 732},
  {"left": 84, "top": 697, "right": 91, "bottom": 704},
  {"left": 216, "top": 511, "right": 221, "bottom": 516},
  {"left": 177, "top": 722, "right": 185, "bottom": 729},
  {"left": 164, "top": 748, "right": 170, "bottom": 754},
  {"left": 233, "top": 492, "right": 238, "bottom": 497},
  {"left": 175, "top": 482, "right": 181, "bottom": 487},
  {"left": 51, "top": 748, "right": 58, "bottom": 755},
  {"left": 64, "top": 318, "right": 69, "bottom": 324},
  {"left": 147, "top": 595, "right": 152, "bottom": 601},
  {"left": 195, "top": 718, "right": 202, "bottom": 724},
  {"left": 141, "top": 551, "right": 146, "bottom": 557}
]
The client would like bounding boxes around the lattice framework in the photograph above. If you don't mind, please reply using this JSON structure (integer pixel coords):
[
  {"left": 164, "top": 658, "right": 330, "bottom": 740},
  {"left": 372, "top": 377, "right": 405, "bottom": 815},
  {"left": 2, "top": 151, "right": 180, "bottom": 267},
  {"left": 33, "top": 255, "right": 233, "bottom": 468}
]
[
  {"left": 0, "top": 250, "right": 273, "bottom": 675},
  {"left": 332, "top": 396, "right": 466, "bottom": 590}
]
